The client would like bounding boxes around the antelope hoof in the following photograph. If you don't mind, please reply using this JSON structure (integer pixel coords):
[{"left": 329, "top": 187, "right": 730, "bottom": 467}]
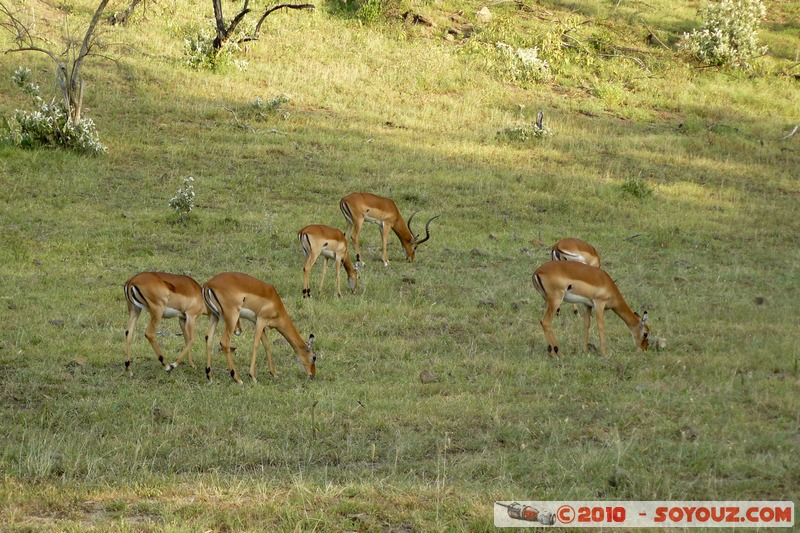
[
  {"left": 249, "top": 374, "right": 257, "bottom": 384},
  {"left": 166, "top": 362, "right": 179, "bottom": 372}
]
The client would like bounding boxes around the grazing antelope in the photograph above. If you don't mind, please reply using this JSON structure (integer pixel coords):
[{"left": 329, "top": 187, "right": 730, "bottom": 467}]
[
  {"left": 298, "top": 224, "right": 358, "bottom": 298},
  {"left": 550, "top": 237, "right": 601, "bottom": 314},
  {"left": 532, "top": 261, "right": 650, "bottom": 356},
  {"left": 339, "top": 192, "right": 439, "bottom": 266},
  {"left": 123, "top": 272, "right": 206, "bottom": 374},
  {"left": 203, "top": 272, "right": 317, "bottom": 383}
]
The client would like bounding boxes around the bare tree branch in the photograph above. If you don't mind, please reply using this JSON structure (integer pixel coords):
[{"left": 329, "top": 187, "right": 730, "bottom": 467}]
[
  {"left": 220, "top": 104, "right": 255, "bottom": 132},
  {"left": 641, "top": 19, "right": 672, "bottom": 51},
  {"left": 211, "top": 1, "right": 315, "bottom": 52},
  {"left": 252, "top": 3, "right": 314, "bottom": 39},
  {"left": 779, "top": 125, "right": 799, "bottom": 141},
  {"left": 1, "top": 0, "right": 112, "bottom": 124},
  {"left": 3, "top": 45, "right": 61, "bottom": 64}
]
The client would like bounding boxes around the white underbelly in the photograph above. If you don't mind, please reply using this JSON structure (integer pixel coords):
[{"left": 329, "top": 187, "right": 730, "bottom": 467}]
[
  {"left": 162, "top": 307, "right": 186, "bottom": 319},
  {"left": 239, "top": 308, "right": 257, "bottom": 324},
  {"left": 364, "top": 214, "right": 384, "bottom": 226},
  {"left": 320, "top": 248, "right": 337, "bottom": 260},
  {"left": 564, "top": 293, "right": 594, "bottom": 307}
]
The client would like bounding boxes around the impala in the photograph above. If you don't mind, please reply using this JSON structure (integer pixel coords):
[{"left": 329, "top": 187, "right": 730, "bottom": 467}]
[
  {"left": 550, "top": 237, "right": 601, "bottom": 267},
  {"left": 550, "top": 237, "right": 601, "bottom": 314},
  {"left": 123, "top": 271, "right": 206, "bottom": 374},
  {"left": 203, "top": 272, "right": 317, "bottom": 383},
  {"left": 298, "top": 224, "right": 358, "bottom": 298},
  {"left": 339, "top": 192, "right": 439, "bottom": 266},
  {"left": 532, "top": 261, "right": 650, "bottom": 356}
]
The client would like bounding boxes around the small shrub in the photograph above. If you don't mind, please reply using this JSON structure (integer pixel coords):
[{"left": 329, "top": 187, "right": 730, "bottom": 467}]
[
  {"left": 497, "top": 122, "right": 552, "bottom": 143},
  {"left": 183, "top": 26, "right": 248, "bottom": 72},
  {"left": 11, "top": 66, "right": 40, "bottom": 97},
  {"left": 495, "top": 42, "right": 551, "bottom": 83},
  {"left": 1, "top": 67, "right": 106, "bottom": 155},
  {"left": 621, "top": 177, "right": 653, "bottom": 198},
  {"left": 169, "top": 177, "right": 196, "bottom": 220},
  {"left": 254, "top": 95, "right": 290, "bottom": 114},
  {"left": 681, "top": 0, "right": 768, "bottom": 69}
]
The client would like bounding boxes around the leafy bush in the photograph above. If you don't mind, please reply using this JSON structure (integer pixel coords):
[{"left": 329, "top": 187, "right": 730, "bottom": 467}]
[
  {"left": 495, "top": 42, "right": 551, "bottom": 83},
  {"left": 169, "top": 177, "right": 196, "bottom": 219},
  {"left": 1, "top": 67, "right": 106, "bottom": 155},
  {"left": 497, "top": 122, "right": 552, "bottom": 142},
  {"left": 254, "top": 94, "right": 290, "bottom": 114},
  {"left": 184, "top": 26, "right": 249, "bottom": 72},
  {"left": 681, "top": 0, "right": 768, "bottom": 69},
  {"left": 11, "top": 66, "right": 40, "bottom": 97}
]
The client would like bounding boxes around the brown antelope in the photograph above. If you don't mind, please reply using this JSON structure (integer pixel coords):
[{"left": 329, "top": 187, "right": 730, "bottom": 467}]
[
  {"left": 550, "top": 237, "right": 601, "bottom": 267},
  {"left": 203, "top": 272, "right": 317, "bottom": 383},
  {"left": 123, "top": 272, "right": 206, "bottom": 374},
  {"left": 298, "top": 224, "right": 358, "bottom": 298},
  {"left": 339, "top": 192, "right": 439, "bottom": 266},
  {"left": 532, "top": 261, "right": 650, "bottom": 356},
  {"left": 550, "top": 238, "right": 601, "bottom": 314}
]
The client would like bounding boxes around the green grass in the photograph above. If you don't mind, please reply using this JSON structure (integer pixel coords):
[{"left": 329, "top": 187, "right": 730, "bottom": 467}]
[{"left": 1, "top": 0, "right": 799, "bottom": 529}]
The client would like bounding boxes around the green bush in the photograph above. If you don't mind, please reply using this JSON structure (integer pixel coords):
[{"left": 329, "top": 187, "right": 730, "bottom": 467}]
[
  {"left": 497, "top": 122, "right": 552, "bottom": 142},
  {"left": 168, "top": 176, "right": 196, "bottom": 220},
  {"left": 183, "top": 27, "right": 249, "bottom": 72},
  {"left": 1, "top": 67, "right": 106, "bottom": 155},
  {"left": 495, "top": 42, "right": 552, "bottom": 83},
  {"left": 254, "top": 94, "right": 290, "bottom": 114},
  {"left": 681, "top": 0, "right": 768, "bottom": 69}
]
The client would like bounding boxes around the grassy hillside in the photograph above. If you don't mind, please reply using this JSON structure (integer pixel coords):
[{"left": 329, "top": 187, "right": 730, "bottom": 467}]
[{"left": 1, "top": 0, "right": 798, "bottom": 529}]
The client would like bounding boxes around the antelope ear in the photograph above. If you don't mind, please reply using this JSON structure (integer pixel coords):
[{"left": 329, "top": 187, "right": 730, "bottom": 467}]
[
  {"left": 307, "top": 334, "right": 315, "bottom": 350},
  {"left": 640, "top": 311, "right": 648, "bottom": 326}
]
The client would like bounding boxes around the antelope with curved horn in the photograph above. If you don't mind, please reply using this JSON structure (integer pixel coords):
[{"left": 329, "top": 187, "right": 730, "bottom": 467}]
[
  {"left": 532, "top": 261, "right": 650, "bottom": 356},
  {"left": 298, "top": 224, "right": 359, "bottom": 298},
  {"left": 203, "top": 272, "right": 317, "bottom": 383},
  {"left": 123, "top": 272, "right": 206, "bottom": 374},
  {"left": 550, "top": 238, "right": 601, "bottom": 314},
  {"left": 339, "top": 192, "right": 439, "bottom": 266}
]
